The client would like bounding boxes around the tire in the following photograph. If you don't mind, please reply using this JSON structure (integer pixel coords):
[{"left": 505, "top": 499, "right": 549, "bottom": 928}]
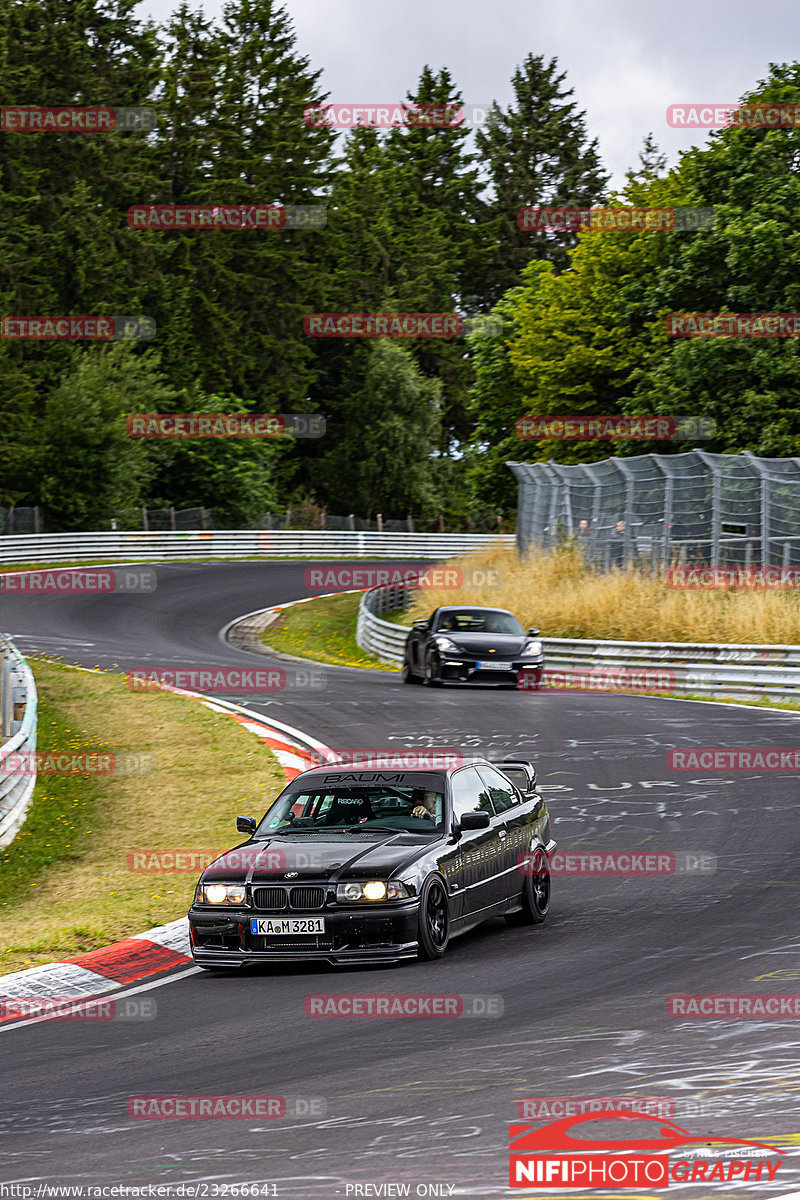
[
  {"left": 506, "top": 845, "right": 550, "bottom": 925},
  {"left": 423, "top": 652, "right": 442, "bottom": 687},
  {"left": 417, "top": 876, "right": 450, "bottom": 959},
  {"left": 401, "top": 656, "right": 420, "bottom": 685}
]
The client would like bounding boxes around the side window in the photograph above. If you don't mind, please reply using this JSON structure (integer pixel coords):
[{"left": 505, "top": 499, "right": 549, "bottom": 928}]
[
  {"left": 476, "top": 765, "right": 518, "bottom": 813},
  {"left": 450, "top": 768, "right": 496, "bottom": 819}
]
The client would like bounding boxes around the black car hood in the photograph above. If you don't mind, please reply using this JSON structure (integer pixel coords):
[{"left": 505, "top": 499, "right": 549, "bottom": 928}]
[
  {"left": 441, "top": 632, "right": 527, "bottom": 656},
  {"left": 203, "top": 833, "right": 437, "bottom": 883}
]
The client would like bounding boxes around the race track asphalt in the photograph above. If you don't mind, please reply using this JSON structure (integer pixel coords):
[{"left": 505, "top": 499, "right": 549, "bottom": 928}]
[{"left": 1, "top": 561, "right": 799, "bottom": 1199}]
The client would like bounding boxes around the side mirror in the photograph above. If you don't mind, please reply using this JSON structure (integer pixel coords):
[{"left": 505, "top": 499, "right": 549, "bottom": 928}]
[
  {"left": 459, "top": 811, "right": 491, "bottom": 831},
  {"left": 528, "top": 627, "right": 540, "bottom": 636},
  {"left": 236, "top": 816, "right": 257, "bottom": 836},
  {"left": 413, "top": 619, "right": 428, "bottom": 629}
]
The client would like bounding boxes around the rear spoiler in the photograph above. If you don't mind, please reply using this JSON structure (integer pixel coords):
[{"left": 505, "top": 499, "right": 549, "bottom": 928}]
[{"left": 487, "top": 758, "right": 537, "bottom": 788}]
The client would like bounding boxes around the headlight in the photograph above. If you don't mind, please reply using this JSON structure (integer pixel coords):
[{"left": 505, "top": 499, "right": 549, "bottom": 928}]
[
  {"left": 522, "top": 640, "right": 543, "bottom": 656},
  {"left": 336, "top": 880, "right": 411, "bottom": 902},
  {"left": 434, "top": 637, "right": 458, "bottom": 652},
  {"left": 197, "top": 882, "right": 247, "bottom": 906}
]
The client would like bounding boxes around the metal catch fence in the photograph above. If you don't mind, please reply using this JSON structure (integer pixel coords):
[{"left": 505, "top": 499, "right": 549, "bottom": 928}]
[{"left": 509, "top": 451, "right": 800, "bottom": 571}]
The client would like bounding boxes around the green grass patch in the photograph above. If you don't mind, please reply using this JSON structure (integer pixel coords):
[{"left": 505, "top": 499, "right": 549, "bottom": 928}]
[
  {"left": 260, "top": 592, "right": 397, "bottom": 670},
  {"left": 0, "top": 660, "right": 286, "bottom": 975},
  {"left": 0, "top": 693, "right": 108, "bottom": 903}
]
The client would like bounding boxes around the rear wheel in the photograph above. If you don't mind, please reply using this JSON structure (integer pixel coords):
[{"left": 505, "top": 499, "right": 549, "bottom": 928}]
[
  {"left": 506, "top": 846, "right": 550, "bottom": 925},
  {"left": 417, "top": 876, "right": 450, "bottom": 959}
]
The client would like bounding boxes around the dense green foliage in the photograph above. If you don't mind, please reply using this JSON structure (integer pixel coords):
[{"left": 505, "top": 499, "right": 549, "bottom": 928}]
[{"left": 1, "top": 0, "right": 799, "bottom": 527}]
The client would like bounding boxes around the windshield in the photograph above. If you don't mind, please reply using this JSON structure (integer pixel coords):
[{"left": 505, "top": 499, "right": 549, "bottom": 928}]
[
  {"left": 256, "top": 784, "right": 446, "bottom": 835},
  {"left": 436, "top": 609, "right": 524, "bottom": 636}
]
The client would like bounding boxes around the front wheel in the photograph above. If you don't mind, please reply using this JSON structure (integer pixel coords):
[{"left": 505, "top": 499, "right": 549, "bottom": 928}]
[
  {"left": 417, "top": 876, "right": 450, "bottom": 959},
  {"left": 401, "top": 656, "right": 420, "bottom": 685},
  {"left": 507, "top": 846, "right": 550, "bottom": 925},
  {"left": 423, "top": 652, "right": 442, "bottom": 687}
]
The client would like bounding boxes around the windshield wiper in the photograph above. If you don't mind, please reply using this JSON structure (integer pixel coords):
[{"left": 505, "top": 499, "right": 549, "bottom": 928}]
[{"left": 331, "top": 824, "right": 405, "bottom": 834}]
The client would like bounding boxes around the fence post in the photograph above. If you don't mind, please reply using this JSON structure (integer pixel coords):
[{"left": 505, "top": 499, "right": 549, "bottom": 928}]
[
  {"left": 695, "top": 450, "right": 721, "bottom": 566},
  {"left": 169, "top": 505, "right": 176, "bottom": 532},
  {"left": 377, "top": 513, "right": 383, "bottom": 533},
  {"left": 548, "top": 462, "right": 573, "bottom": 538},
  {"left": 8, "top": 506, "right": 13, "bottom": 535},
  {"left": 348, "top": 514, "right": 355, "bottom": 531},
  {"left": 33, "top": 506, "right": 40, "bottom": 534},
  {"left": 142, "top": 507, "right": 149, "bottom": 531}
]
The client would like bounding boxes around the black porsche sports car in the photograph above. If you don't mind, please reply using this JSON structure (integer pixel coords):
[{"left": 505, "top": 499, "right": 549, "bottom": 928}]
[
  {"left": 401, "top": 606, "right": 544, "bottom": 688},
  {"left": 189, "top": 758, "right": 555, "bottom": 967}
]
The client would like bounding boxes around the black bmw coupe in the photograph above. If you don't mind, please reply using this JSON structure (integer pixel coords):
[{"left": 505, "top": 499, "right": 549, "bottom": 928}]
[{"left": 189, "top": 758, "right": 555, "bottom": 968}]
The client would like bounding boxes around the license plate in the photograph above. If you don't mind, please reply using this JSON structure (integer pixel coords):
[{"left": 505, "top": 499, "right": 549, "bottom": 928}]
[
  {"left": 476, "top": 661, "right": 514, "bottom": 671},
  {"left": 250, "top": 917, "right": 326, "bottom": 935}
]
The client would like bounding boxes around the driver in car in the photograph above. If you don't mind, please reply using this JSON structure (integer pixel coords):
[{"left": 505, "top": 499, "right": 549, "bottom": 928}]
[{"left": 411, "top": 791, "right": 439, "bottom": 822}]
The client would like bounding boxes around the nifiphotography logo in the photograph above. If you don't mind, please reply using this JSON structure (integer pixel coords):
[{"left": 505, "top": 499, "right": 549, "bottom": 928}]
[{"left": 508, "top": 1111, "right": 784, "bottom": 1188}]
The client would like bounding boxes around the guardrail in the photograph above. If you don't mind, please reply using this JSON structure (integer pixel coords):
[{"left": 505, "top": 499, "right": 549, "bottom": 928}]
[
  {"left": 357, "top": 586, "right": 800, "bottom": 700},
  {"left": 0, "top": 637, "right": 38, "bottom": 846},
  {"left": 0, "top": 530, "right": 514, "bottom": 566}
]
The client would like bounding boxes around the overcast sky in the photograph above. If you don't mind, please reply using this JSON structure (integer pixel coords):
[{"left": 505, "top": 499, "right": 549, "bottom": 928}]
[{"left": 136, "top": 0, "right": 799, "bottom": 187}]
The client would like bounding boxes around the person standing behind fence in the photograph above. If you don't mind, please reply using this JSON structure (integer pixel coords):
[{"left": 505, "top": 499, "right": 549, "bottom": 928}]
[{"left": 609, "top": 519, "right": 626, "bottom": 567}]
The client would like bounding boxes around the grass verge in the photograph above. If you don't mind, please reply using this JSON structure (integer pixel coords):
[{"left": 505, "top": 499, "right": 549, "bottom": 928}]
[
  {"left": 0, "top": 661, "right": 286, "bottom": 976},
  {"left": 259, "top": 593, "right": 396, "bottom": 670}
]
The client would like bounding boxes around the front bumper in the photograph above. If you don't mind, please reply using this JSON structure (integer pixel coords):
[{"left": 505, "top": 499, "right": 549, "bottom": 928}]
[
  {"left": 189, "top": 901, "right": 420, "bottom": 966},
  {"left": 437, "top": 657, "right": 544, "bottom": 686}
]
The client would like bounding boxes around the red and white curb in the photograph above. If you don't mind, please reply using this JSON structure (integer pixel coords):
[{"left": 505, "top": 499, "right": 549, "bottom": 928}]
[{"left": 0, "top": 693, "right": 332, "bottom": 1012}]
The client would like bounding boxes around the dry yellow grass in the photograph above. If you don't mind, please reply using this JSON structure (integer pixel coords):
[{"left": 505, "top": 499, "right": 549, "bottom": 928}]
[
  {"left": 0, "top": 661, "right": 285, "bottom": 975},
  {"left": 407, "top": 544, "right": 800, "bottom": 644}
]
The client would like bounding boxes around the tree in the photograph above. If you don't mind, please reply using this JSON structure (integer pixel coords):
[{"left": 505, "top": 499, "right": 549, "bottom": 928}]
[
  {"left": 38, "top": 344, "right": 174, "bottom": 529},
  {"left": 475, "top": 54, "right": 609, "bottom": 302},
  {"left": 317, "top": 339, "right": 441, "bottom": 519}
]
